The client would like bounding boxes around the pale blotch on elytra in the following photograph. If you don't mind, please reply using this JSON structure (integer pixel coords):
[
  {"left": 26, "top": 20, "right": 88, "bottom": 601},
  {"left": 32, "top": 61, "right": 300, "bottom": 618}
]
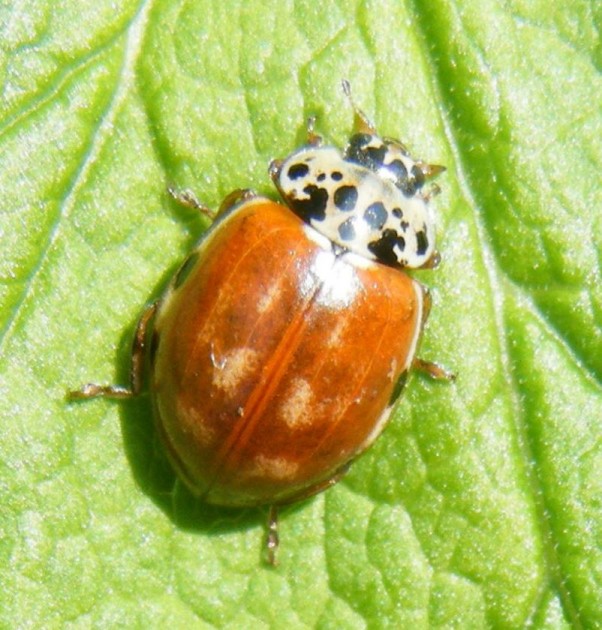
[
  {"left": 211, "top": 347, "right": 259, "bottom": 397},
  {"left": 175, "top": 397, "right": 216, "bottom": 446},
  {"left": 252, "top": 454, "right": 299, "bottom": 480},
  {"left": 324, "top": 317, "right": 348, "bottom": 348},
  {"left": 279, "top": 377, "right": 314, "bottom": 429},
  {"left": 256, "top": 283, "right": 283, "bottom": 314}
]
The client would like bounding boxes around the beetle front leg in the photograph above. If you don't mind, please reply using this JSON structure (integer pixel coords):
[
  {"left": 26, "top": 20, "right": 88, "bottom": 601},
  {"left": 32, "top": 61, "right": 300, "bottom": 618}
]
[
  {"left": 217, "top": 189, "right": 258, "bottom": 216},
  {"left": 68, "top": 301, "right": 159, "bottom": 400},
  {"left": 167, "top": 185, "right": 216, "bottom": 220}
]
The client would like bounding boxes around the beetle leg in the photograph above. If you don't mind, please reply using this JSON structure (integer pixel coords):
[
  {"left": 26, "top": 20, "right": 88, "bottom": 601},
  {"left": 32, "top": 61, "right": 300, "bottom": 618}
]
[
  {"left": 217, "top": 188, "right": 258, "bottom": 216},
  {"left": 265, "top": 505, "right": 280, "bottom": 566},
  {"left": 422, "top": 183, "right": 442, "bottom": 203},
  {"left": 129, "top": 301, "right": 159, "bottom": 394},
  {"left": 263, "top": 462, "right": 353, "bottom": 565},
  {"left": 413, "top": 358, "right": 456, "bottom": 381},
  {"left": 68, "top": 301, "right": 159, "bottom": 400},
  {"left": 167, "top": 185, "right": 216, "bottom": 220},
  {"left": 278, "top": 463, "right": 352, "bottom": 506},
  {"left": 68, "top": 383, "right": 133, "bottom": 399},
  {"left": 412, "top": 286, "right": 455, "bottom": 381},
  {"left": 419, "top": 285, "right": 432, "bottom": 325},
  {"left": 418, "top": 250, "right": 441, "bottom": 270}
]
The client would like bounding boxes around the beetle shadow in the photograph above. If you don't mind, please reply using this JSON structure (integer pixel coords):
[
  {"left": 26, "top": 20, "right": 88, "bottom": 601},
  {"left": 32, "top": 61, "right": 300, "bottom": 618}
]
[
  {"left": 116, "top": 366, "right": 307, "bottom": 540},
  {"left": 117, "top": 388, "right": 263, "bottom": 537}
]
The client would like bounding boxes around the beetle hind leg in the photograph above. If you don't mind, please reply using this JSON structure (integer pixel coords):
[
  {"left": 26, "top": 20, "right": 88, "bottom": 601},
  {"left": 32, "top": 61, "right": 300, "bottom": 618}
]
[{"left": 262, "top": 462, "right": 352, "bottom": 565}]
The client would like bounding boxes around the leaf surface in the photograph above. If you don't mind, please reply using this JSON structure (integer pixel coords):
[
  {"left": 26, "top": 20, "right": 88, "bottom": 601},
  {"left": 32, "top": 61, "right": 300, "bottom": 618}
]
[{"left": 1, "top": 0, "right": 600, "bottom": 627}]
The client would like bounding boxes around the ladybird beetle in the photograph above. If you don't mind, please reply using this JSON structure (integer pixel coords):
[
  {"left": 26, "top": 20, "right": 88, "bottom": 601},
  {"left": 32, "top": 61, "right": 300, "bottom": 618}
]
[{"left": 70, "top": 81, "right": 452, "bottom": 564}]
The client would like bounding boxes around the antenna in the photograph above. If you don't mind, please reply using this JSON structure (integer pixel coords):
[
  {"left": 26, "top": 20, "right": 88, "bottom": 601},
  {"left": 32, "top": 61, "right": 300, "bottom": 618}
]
[{"left": 341, "top": 79, "right": 377, "bottom": 135}]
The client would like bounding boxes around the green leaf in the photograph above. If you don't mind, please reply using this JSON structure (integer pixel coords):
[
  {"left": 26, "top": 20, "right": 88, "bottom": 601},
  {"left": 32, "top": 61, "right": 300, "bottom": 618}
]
[{"left": 1, "top": 0, "right": 600, "bottom": 627}]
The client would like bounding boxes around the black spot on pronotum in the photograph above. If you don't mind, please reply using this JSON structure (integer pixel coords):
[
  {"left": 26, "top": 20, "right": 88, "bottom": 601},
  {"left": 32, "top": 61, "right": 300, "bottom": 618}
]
[
  {"left": 317, "top": 173, "right": 326, "bottom": 182},
  {"left": 345, "top": 133, "right": 371, "bottom": 163},
  {"left": 338, "top": 217, "right": 357, "bottom": 241},
  {"left": 346, "top": 134, "right": 388, "bottom": 171},
  {"left": 416, "top": 230, "right": 429, "bottom": 256},
  {"left": 173, "top": 251, "right": 200, "bottom": 290},
  {"left": 363, "top": 202, "right": 388, "bottom": 230},
  {"left": 290, "top": 184, "right": 329, "bottom": 222},
  {"left": 387, "top": 159, "right": 408, "bottom": 183},
  {"left": 392, "top": 207, "right": 403, "bottom": 219},
  {"left": 411, "top": 165, "right": 425, "bottom": 189},
  {"left": 331, "top": 171, "right": 343, "bottom": 181},
  {"left": 400, "top": 164, "right": 426, "bottom": 196},
  {"left": 333, "top": 185, "right": 358, "bottom": 212},
  {"left": 365, "top": 145, "right": 388, "bottom": 168},
  {"left": 388, "top": 369, "right": 409, "bottom": 406},
  {"left": 368, "top": 229, "right": 406, "bottom": 267},
  {"left": 287, "top": 163, "right": 309, "bottom": 180}
]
